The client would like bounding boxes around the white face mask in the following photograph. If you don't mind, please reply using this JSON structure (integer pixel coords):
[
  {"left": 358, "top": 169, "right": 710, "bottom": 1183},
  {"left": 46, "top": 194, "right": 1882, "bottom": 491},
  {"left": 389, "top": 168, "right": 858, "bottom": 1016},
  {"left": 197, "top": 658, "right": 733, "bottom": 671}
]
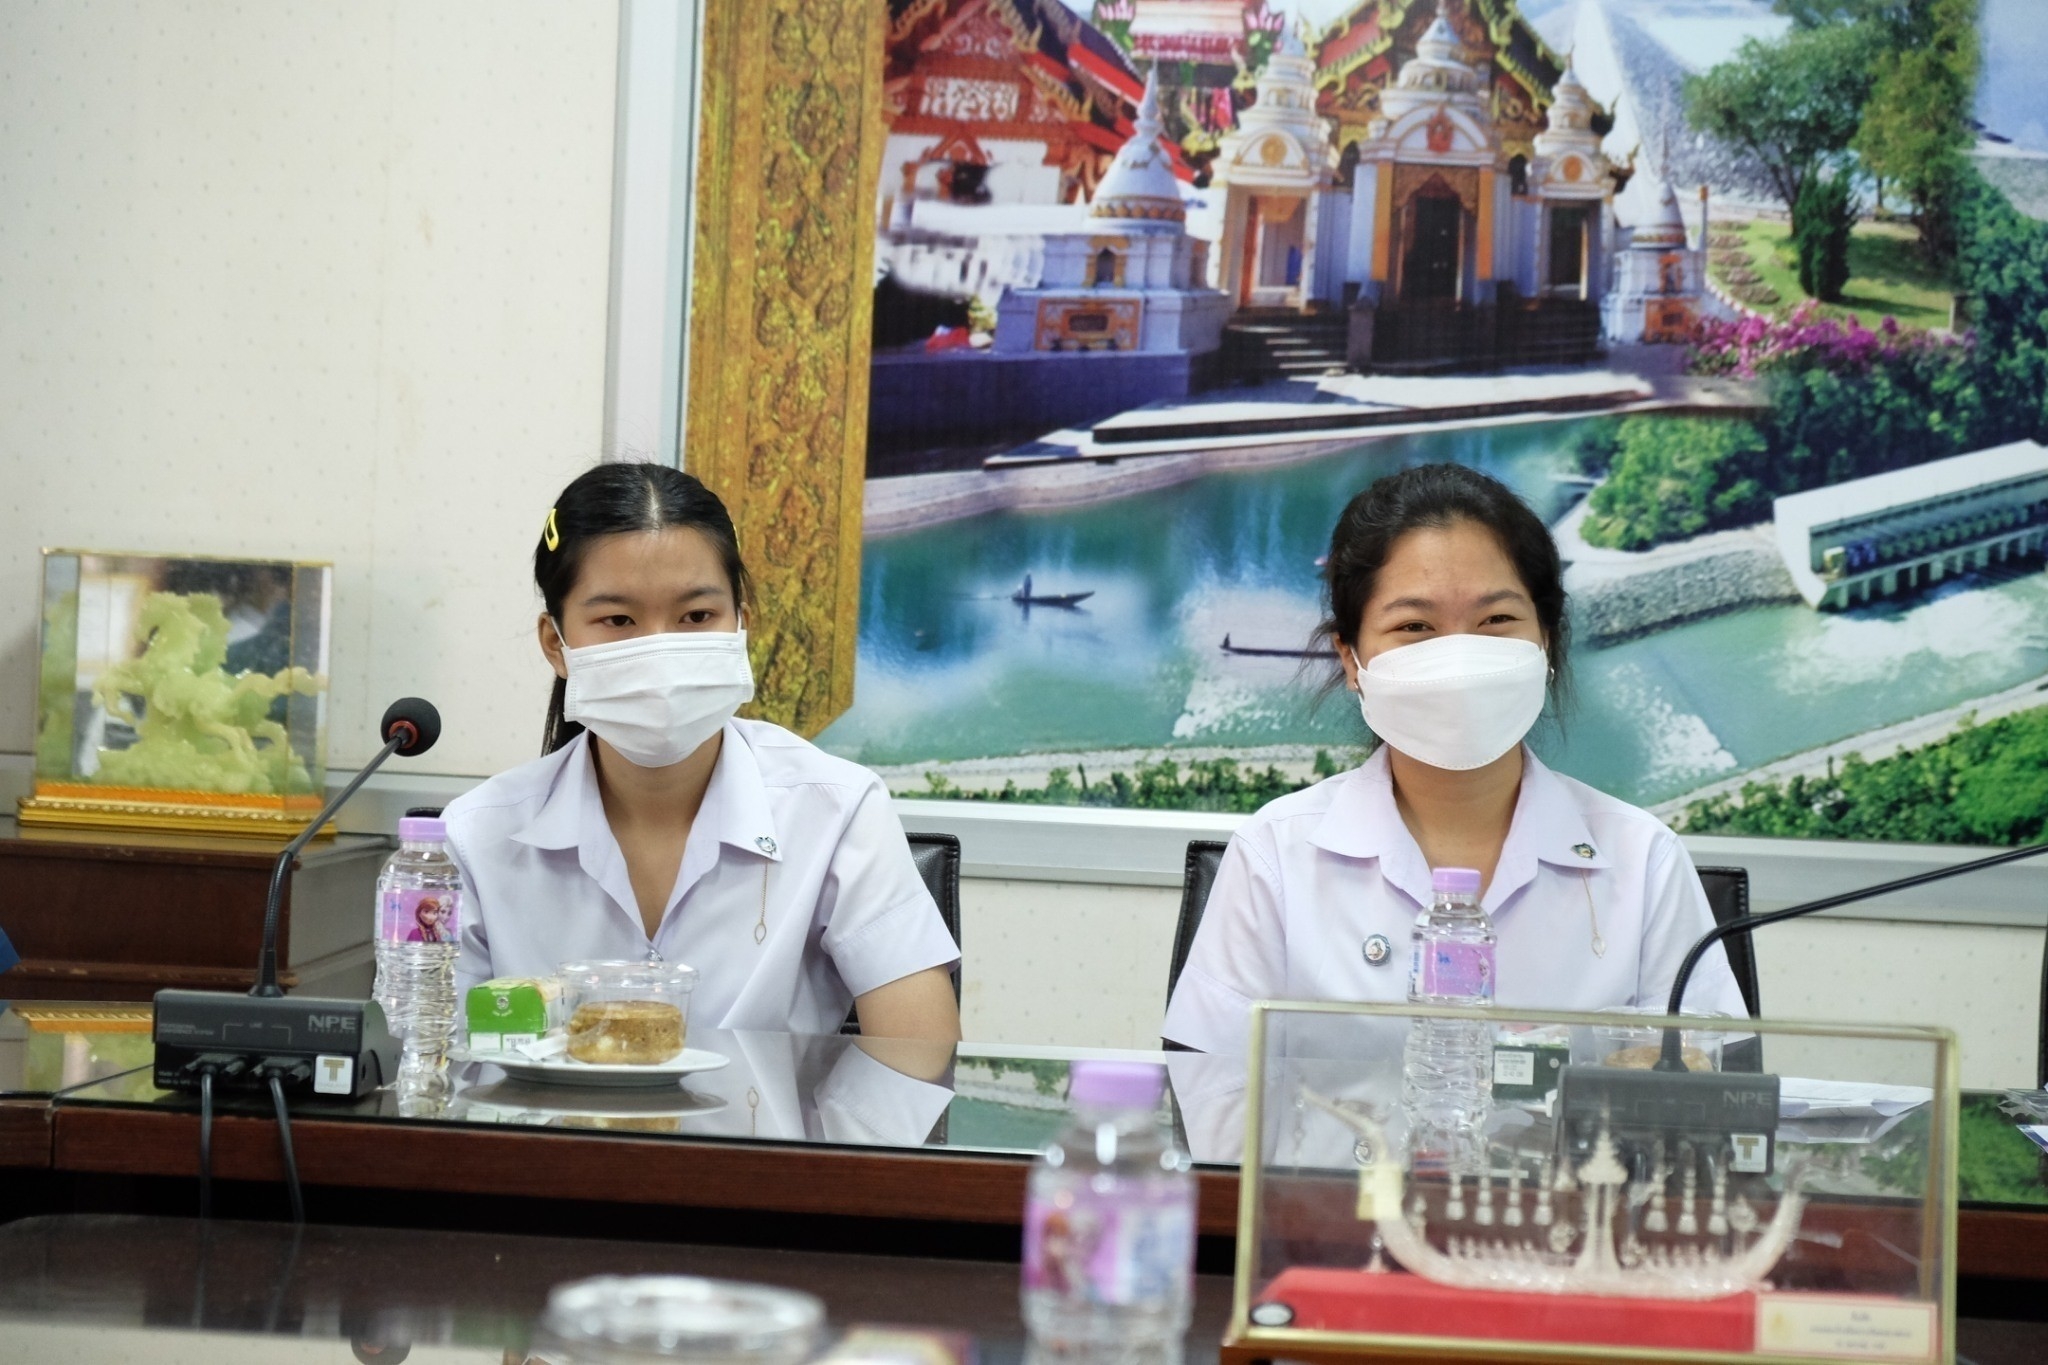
[
  {"left": 1356, "top": 634, "right": 1548, "bottom": 772},
  {"left": 555, "top": 625, "right": 755, "bottom": 768}
]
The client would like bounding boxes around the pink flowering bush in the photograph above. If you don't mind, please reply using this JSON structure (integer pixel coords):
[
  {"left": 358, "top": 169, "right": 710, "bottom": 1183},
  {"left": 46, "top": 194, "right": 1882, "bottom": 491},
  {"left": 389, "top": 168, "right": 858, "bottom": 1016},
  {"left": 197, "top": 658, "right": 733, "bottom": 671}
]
[{"left": 1687, "top": 301, "right": 1965, "bottom": 379}]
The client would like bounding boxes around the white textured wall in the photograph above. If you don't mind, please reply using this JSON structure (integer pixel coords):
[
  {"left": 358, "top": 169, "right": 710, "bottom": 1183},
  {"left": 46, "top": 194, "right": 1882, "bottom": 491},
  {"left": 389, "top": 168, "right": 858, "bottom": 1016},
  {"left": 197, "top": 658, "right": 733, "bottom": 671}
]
[
  {"left": 959, "top": 876, "right": 2044, "bottom": 1089},
  {"left": 0, "top": 1, "right": 621, "bottom": 778}
]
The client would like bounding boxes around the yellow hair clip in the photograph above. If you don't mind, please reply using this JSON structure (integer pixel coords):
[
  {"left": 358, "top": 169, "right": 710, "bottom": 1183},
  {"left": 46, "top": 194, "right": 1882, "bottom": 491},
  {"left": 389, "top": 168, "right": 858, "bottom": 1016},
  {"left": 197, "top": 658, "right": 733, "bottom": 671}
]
[{"left": 543, "top": 508, "right": 561, "bottom": 552}]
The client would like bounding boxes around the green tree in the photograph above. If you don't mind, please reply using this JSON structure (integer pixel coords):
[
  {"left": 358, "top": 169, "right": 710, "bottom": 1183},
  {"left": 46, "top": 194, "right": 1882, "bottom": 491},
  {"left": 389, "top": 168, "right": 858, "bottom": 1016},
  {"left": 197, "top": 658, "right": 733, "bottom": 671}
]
[
  {"left": 1679, "top": 709, "right": 2048, "bottom": 846},
  {"left": 1792, "top": 174, "right": 1855, "bottom": 301},
  {"left": 1852, "top": 0, "right": 1978, "bottom": 263},
  {"left": 1579, "top": 418, "right": 1770, "bottom": 551},
  {"left": 1772, "top": 0, "right": 1912, "bottom": 28},
  {"left": 1953, "top": 168, "right": 2048, "bottom": 445},
  {"left": 1685, "top": 24, "right": 1881, "bottom": 218}
]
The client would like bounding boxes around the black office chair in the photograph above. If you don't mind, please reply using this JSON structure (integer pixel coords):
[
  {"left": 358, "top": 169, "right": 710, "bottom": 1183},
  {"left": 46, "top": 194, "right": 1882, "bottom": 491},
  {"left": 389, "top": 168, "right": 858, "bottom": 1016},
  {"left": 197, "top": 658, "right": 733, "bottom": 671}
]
[
  {"left": 841, "top": 831, "right": 962, "bottom": 1035},
  {"left": 2038, "top": 946, "right": 2048, "bottom": 1090},
  {"left": 1160, "top": 840, "right": 1230, "bottom": 1051},
  {"left": 1165, "top": 843, "right": 1764, "bottom": 1026},
  {"left": 1167, "top": 839, "right": 1230, "bottom": 1003},
  {"left": 1695, "top": 866, "right": 1761, "bottom": 1019}
]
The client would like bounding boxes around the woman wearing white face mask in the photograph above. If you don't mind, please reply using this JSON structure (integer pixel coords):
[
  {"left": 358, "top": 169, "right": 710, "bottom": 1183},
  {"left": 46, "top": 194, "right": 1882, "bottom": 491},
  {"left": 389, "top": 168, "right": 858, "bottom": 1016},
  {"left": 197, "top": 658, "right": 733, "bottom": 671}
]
[
  {"left": 444, "top": 463, "right": 961, "bottom": 1041},
  {"left": 1162, "top": 463, "right": 1745, "bottom": 1056}
]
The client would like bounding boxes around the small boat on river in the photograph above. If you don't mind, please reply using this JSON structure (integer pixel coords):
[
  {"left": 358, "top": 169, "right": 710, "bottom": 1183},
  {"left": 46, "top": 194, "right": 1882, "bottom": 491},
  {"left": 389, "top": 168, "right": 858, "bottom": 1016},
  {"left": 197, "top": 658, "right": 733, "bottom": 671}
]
[
  {"left": 1012, "top": 574, "right": 1094, "bottom": 608},
  {"left": 1220, "top": 633, "right": 1335, "bottom": 659}
]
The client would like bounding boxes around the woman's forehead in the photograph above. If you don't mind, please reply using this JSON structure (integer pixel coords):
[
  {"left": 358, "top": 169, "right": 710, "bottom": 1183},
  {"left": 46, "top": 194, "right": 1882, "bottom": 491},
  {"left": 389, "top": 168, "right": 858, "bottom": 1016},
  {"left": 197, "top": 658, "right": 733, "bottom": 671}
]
[
  {"left": 576, "top": 527, "right": 731, "bottom": 593},
  {"left": 1370, "top": 523, "right": 1526, "bottom": 599}
]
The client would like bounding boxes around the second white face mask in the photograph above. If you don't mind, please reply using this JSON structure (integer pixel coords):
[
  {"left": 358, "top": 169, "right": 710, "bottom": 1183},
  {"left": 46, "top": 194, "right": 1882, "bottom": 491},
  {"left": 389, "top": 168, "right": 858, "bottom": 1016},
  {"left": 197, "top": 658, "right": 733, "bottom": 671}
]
[
  {"left": 1357, "top": 633, "right": 1548, "bottom": 771},
  {"left": 556, "top": 627, "right": 755, "bottom": 768}
]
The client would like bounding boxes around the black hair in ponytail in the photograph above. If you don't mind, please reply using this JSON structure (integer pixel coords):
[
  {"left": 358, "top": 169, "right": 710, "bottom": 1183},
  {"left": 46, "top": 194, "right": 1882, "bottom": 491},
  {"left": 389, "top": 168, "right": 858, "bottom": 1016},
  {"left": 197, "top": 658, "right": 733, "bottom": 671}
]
[{"left": 534, "top": 462, "right": 752, "bottom": 755}]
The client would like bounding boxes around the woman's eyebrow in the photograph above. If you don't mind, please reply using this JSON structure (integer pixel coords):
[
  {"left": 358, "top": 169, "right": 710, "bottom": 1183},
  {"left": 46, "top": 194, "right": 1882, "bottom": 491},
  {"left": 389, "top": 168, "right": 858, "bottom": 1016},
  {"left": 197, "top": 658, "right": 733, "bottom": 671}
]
[{"left": 1376, "top": 588, "right": 1529, "bottom": 615}]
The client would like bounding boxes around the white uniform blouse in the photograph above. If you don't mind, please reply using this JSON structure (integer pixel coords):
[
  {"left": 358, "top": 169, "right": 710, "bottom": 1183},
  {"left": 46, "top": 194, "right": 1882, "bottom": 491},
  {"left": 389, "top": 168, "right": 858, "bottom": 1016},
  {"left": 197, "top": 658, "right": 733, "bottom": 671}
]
[
  {"left": 444, "top": 719, "right": 960, "bottom": 1035},
  {"left": 1161, "top": 746, "right": 1747, "bottom": 1057}
]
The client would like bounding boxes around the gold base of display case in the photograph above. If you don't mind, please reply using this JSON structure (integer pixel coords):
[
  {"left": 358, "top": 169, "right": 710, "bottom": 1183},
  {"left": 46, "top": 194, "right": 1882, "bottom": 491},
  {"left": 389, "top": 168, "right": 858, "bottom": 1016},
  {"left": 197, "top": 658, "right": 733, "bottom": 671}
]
[{"left": 17, "top": 793, "right": 335, "bottom": 841}]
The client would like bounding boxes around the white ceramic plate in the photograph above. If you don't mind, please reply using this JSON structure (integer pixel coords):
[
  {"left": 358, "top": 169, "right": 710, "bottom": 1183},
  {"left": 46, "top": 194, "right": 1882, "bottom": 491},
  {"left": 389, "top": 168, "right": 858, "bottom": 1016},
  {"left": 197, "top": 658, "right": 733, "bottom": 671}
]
[
  {"left": 460, "top": 1078, "right": 730, "bottom": 1121},
  {"left": 454, "top": 1045, "right": 730, "bottom": 1089}
]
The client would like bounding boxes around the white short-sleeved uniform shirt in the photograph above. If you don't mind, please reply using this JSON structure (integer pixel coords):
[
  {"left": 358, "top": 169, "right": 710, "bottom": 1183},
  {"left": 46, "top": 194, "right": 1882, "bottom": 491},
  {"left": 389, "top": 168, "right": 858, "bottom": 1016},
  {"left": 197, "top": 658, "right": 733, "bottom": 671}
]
[
  {"left": 443, "top": 718, "right": 959, "bottom": 1034},
  {"left": 1161, "top": 745, "right": 1747, "bottom": 1057}
]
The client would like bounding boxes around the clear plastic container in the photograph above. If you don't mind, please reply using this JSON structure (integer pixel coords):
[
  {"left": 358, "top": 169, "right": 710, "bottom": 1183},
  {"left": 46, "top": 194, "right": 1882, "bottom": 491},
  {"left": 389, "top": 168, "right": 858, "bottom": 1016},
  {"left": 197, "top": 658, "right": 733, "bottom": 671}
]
[
  {"left": 1022, "top": 1061, "right": 1195, "bottom": 1365},
  {"left": 560, "top": 960, "right": 698, "bottom": 1065},
  {"left": 1589, "top": 1006, "right": 1729, "bottom": 1073},
  {"left": 534, "top": 1275, "right": 822, "bottom": 1365}
]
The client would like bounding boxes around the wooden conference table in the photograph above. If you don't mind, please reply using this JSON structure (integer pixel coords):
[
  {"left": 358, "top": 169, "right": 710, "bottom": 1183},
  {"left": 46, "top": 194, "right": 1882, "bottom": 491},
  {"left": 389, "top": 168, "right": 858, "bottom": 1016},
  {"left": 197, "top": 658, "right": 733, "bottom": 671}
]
[
  {"left": 12, "top": 1002, "right": 2048, "bottom": 1236},
  {"left": 0, "top": 1213, "right": 1237, "bottom": 1363},
  {"left": 5, "top": 1002, "right": 2048, "bottom": 1270},
  {"left": 5, "top": 1003, "right": 2048, "bottom": 1361}
]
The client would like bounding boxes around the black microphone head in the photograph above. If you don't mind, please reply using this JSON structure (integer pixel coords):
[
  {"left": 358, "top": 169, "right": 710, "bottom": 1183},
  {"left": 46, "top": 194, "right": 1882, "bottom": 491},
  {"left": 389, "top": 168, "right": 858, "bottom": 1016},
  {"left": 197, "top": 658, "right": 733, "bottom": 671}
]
[{"left": 380, "top": 698, "right": 442, "bottom": 757}]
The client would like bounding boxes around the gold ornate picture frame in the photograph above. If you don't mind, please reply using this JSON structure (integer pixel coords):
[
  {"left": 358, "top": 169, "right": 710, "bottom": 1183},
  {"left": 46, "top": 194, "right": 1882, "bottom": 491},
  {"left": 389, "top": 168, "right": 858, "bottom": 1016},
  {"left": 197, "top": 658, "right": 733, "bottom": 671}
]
[{"left": 684, "top": 0, "right": 885, "bottom": 737}]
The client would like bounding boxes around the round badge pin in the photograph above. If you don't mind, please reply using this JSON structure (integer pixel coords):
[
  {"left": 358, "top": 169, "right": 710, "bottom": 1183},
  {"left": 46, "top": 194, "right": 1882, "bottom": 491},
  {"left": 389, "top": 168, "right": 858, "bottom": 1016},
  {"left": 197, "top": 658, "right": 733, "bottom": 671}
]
[
  {"left": 756, "top": 836, "right": 778, "bottom": 856},
  {"left": 1362, "top": 933, "right": 1391, "bottom": 966},
  {"left": 1250, "top": 1302, "right": 1296, "bottom": 1328}
]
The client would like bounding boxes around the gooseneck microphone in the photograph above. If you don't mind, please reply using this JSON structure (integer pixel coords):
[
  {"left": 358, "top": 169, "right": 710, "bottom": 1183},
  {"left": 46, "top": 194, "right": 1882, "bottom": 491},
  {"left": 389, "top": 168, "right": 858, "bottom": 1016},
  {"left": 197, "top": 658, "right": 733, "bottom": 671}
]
[
  {"left": 1655, "top": 837, "right": 2048, "bottom": 1071},
  {"left": 153, "top": 697, "right": 442, "bottom": 1222},
  {"left": 252, "top": 698, "right": 442, "bottom": 997}
]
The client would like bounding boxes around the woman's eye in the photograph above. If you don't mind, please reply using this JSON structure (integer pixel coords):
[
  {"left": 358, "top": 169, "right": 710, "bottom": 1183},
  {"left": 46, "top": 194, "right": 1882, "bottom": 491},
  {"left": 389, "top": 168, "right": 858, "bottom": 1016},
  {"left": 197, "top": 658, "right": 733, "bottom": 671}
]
[
  {"left": 1482, "top": 614, "right": 1518, "bottom": 626},
  {"left": 598, "top": 615, "right": 633, "bottom": 628},
  {"left": 682, "top": 610, "right": 716, "bottom": 626},
  {"left": 1395, "top": 621, "right": 1433, "bottom": 634}
]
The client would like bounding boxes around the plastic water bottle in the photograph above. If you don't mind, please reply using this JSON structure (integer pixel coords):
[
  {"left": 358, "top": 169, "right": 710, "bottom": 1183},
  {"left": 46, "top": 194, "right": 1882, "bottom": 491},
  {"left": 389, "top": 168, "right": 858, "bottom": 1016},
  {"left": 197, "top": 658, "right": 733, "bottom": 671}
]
[
  {"left": 374, "top": 814, "right": 463, "bottom": 1097},
  {"left": 1402, "top": 866, "right": 1497, "bottom": 1171},
  {"left": 1022, "top": 1061, "right": 1195, "bottom": 1365}
]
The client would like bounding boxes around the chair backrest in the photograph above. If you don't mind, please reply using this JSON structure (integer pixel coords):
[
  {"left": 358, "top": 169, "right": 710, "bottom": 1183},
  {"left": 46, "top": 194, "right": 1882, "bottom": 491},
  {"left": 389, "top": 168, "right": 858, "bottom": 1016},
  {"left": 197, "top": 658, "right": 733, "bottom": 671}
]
[
  {"left": 1695, "top": 865, "right": 1761, "bottom": 1019},
  {"left": 1168, "top": 840, "right": 1230, "bottom": 1002},
  {"left": 842, "top": 832, "right": 962, "bottom": 1035},
  {"left": 1169, "top": 846, "right": 1762, "bottom": 1025},
  {"left": 2039, "top": 937, "right": 2048, "bottom": 1090},
  {"left": 906, "top": 832, "right": 963, "bottom": 975}
]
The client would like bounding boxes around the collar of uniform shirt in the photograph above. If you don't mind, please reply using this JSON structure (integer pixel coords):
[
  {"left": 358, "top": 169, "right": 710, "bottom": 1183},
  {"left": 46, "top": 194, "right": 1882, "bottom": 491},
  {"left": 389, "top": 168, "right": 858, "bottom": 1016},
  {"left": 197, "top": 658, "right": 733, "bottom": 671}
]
[
  {"left": 1306, "top": 746, "right": 1611, "bottom": 909},
  {"left": 506, "top": 726, "right": 784, "bottom": 863}
]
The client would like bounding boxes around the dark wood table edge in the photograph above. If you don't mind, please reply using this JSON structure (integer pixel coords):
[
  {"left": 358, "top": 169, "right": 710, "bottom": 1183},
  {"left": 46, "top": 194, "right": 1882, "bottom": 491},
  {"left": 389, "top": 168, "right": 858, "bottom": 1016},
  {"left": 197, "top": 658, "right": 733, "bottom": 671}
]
[
  {"left": 0, "top": 1099, "right": 52, "bottom": 1169},
  {"left": 31, "top": 1099, "right": 2048, "bottom": 1271},
  {"left": 49, "top": 1102, "right": 1245, "bottom": 1232}
]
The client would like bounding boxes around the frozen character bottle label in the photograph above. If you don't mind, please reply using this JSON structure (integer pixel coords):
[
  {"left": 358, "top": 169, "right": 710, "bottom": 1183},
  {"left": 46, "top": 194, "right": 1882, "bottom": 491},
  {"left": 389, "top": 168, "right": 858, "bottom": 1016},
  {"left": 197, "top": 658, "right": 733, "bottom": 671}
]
[
  {"left": 1413, "top": 939, "right": 1495, "bottom": 1000},
  {"left": 380, "top": 889, "right": 462, "bottom": 945},
  {"left": 1022, "top": 1186, "right": 1194, "bottom": 1307}
]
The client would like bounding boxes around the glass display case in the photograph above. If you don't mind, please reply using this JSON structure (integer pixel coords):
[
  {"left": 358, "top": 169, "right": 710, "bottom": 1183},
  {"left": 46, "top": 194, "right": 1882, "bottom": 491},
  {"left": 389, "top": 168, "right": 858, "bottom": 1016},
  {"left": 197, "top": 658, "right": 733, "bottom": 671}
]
[
  {"left": 23, "top": 549, "right": 332, "bottom": 837},
  {"left": 1224, "top": 1001, "right": 1959, "bottom": 1365}
]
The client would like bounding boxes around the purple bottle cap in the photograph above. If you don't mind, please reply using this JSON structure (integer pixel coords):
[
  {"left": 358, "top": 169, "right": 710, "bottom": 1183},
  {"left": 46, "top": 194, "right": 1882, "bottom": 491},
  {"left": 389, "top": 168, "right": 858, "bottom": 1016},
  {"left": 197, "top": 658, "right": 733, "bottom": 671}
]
[
  {"left": 1068, "top": 1060, "right": 1166, "bottom": 1109},
  {"left": 1432, "top": 866, "right": 1482, "bottom": 896},
  {"left": 398, "top": 816, "right": 447, "bottom": 842}
]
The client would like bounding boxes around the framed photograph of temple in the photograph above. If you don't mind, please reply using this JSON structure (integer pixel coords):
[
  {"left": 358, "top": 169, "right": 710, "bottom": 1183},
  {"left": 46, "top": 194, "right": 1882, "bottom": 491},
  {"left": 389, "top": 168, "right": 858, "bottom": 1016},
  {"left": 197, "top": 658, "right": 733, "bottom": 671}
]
[
  {"left": 24, "top": 551, "right": 333, "bottom": 838},
  {"left": 685, "top": 0, "right": 2048, "bottom": 849}
]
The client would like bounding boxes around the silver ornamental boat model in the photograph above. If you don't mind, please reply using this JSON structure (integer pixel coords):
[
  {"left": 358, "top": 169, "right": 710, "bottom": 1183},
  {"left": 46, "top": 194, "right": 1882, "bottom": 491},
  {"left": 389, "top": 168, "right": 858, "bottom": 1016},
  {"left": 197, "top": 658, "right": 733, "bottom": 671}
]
[{"left": 1304, "top": 1089, "right": 1808, "bottom": 1300}]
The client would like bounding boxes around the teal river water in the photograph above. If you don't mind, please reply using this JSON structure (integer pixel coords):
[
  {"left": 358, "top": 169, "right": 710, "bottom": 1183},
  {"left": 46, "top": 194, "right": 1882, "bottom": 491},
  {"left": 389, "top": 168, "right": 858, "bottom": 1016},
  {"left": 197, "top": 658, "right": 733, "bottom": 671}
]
[{"left": 818, "top": 419, "right": 2048, "bottom": 807}]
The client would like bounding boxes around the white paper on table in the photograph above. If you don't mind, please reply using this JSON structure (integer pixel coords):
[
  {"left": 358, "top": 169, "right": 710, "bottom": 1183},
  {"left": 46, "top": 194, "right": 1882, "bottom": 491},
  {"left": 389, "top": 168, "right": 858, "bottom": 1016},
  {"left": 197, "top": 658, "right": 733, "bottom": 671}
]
[
  {"left": 513, "top": 1033, "right": 569, "bottom": 1060},
  {"left": 1777, "top": 1077, "right": 1932, "bottom": 1120}
]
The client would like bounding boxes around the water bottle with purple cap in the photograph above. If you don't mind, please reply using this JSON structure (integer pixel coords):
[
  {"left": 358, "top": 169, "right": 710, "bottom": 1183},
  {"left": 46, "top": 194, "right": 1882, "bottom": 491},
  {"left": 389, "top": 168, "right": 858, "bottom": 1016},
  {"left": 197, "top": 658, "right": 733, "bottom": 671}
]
[
  {"left": 1022, "top": 1060, "right": 1194, "bottom": 1365},
  {"left": 374, "top": 814, "right": 464, "bottom": 1097},
  {"left": 1402, "top": 866, "right": 1496, "bottom": 1170}
]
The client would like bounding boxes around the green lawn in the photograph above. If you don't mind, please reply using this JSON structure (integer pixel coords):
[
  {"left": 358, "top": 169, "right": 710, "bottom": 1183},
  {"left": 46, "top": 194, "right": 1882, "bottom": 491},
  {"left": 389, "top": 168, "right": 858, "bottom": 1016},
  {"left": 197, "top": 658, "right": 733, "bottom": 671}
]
[{"left": 1731, "top": 218, "right": 1954, "bottom": 331}]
